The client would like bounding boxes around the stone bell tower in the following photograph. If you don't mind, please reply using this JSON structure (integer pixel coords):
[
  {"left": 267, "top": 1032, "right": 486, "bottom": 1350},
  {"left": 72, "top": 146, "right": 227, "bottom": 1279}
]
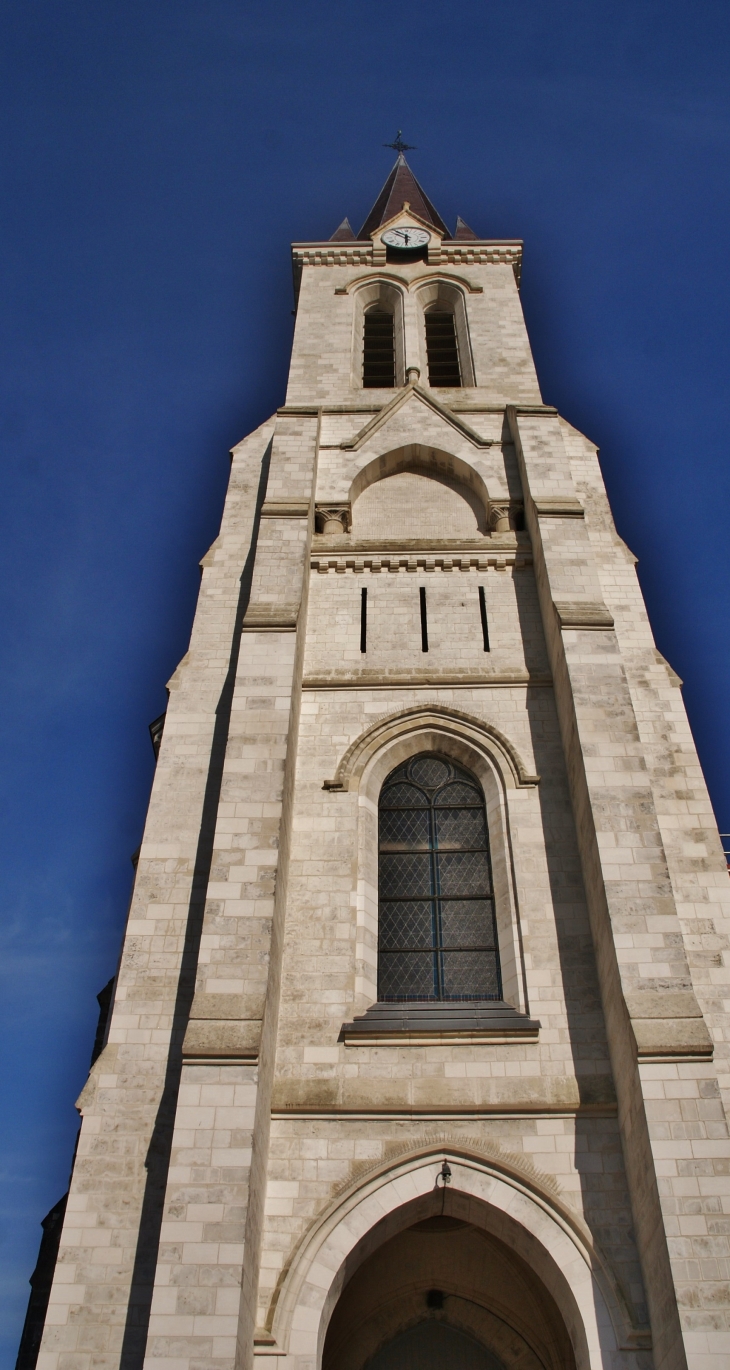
[{"left": 28, "top": 155, "right": 730, "bottom": 1370}]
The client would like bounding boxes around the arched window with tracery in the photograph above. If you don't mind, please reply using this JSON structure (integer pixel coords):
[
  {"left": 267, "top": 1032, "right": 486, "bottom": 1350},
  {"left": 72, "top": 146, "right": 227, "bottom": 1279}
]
[{"left": 378, "top": 754, "right": 501, "bottom": 1001}]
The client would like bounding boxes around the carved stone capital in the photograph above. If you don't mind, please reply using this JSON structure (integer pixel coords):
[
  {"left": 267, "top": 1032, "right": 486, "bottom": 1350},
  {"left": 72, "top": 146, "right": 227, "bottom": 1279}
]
[
  {"left": 316, "top": 504, "right": 351, "bottom": 535},
  {"left": 488, "top": 503, "right": 522, "bottom": 534}
]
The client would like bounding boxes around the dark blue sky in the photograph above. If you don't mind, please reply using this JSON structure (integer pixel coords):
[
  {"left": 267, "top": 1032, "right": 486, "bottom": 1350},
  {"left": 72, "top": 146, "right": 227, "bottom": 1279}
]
[{"left": 2, "top": 1, "right": 730, "bottom": 1359}]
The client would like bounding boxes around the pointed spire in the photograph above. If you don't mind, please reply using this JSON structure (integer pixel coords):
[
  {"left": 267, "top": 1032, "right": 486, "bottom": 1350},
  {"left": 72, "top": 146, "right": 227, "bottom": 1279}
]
[
  {"left": 329, "top": 217, "right": 356, "bottom": 243},
  {"left": 454, "top": 216, "right": 477, "bottom": 241},
  {"left": 358, "top": 154, "right": 450, "bottom": 240}
]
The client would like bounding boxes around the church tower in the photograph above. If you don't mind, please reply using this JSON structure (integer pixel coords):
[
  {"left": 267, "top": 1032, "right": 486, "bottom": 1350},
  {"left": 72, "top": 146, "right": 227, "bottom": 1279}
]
[{"left": 28, "top": 155, "right": 730, "bottom": 1370}]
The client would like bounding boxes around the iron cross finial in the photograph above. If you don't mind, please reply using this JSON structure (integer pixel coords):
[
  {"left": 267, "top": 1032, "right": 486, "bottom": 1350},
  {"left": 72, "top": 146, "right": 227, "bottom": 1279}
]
[{"left": 383, "top": 130, "right": 416, "bottom": 155}]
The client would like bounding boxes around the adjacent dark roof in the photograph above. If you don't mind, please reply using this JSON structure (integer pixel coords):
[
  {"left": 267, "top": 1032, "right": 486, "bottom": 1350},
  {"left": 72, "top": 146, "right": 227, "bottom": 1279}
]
[
  {"left": 329, "top": 217, "right": 356, "bottom": 242},
  {"left": 358, "top": 154, "right": 450, "bottom": 240}
]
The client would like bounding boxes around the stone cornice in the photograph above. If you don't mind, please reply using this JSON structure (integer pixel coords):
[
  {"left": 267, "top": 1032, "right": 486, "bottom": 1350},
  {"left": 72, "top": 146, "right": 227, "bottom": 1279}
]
[
  {"left": 311, "top": 552, "right": 531, "bottom": 574},
  {"left": 303, "top": 671, "right": 551, "bottom": 692},
  {"left": 275, "top": 403, "right": 557, "bottom": 416},
  {"left": 312, "top": 535, "right": 525, "bottom": 551},
  {"left": 291, "top": 240, "right": 523, "bottom": 278}
]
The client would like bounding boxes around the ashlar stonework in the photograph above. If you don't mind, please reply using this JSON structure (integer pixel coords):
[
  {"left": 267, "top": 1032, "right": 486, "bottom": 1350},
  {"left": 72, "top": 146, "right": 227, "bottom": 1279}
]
[{"left": 21, "top": 155, "right": 730, "bottom": 1370}]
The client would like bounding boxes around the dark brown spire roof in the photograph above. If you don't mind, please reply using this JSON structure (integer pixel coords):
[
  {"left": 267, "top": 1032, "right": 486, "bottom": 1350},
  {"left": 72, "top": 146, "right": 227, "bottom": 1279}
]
[
  {"left": 329, "top": 217, "right": 356, "bottom": 242},
  {"left": 358, "top": 155, "right": 450, "bottom": 240}
]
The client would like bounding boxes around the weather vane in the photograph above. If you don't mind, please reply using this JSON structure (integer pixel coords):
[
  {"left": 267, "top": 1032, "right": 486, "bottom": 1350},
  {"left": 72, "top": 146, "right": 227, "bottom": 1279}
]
[{"left": 383, "top": 130, "right": 416, "bottom": 154}]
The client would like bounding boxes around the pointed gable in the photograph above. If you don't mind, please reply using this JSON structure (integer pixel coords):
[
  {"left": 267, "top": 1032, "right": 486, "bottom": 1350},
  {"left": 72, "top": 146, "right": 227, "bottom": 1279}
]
[
  {"left": 329, "top": 218, "right": 356, "bottom": 243},
  {"left": 358, "top": 155, "right": 450, "bottom": 240}
]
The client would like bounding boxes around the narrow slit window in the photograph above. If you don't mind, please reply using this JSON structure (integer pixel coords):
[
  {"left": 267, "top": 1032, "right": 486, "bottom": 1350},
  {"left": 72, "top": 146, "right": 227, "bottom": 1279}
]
[
  {"left": 425, "top": 310, "right": 461, "bottom": 387},
  {"left": 378, "top": 753, "right": 502, "bottom": 1002},
  {"left": 360, "top": 587, "right": 367, "bottom": 653},
  {"left": 478, "top": 586, "right": 490, "bottom": 652},
  {"left": 363, "top": 307, "right": 395, "bottom": 388},
  {"left": 419, "top": 587, "right": 429, "bottom": 652}
]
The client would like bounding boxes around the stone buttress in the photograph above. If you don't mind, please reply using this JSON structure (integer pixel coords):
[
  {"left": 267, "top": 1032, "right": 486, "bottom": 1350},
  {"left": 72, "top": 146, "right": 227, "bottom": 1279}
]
[{"left": 32, "top": 159, "right": 730, "bottom": 1370}]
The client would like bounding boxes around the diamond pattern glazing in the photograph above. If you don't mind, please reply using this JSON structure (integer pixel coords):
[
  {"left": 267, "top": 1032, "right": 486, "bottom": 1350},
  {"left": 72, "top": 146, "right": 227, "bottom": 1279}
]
[
  {"left": 379, "top": 808, "right": 431, "bottom": 851},
  {"left": 378, "top": 754, "right": 502, "bottom": 1001},
  {"left": 435, "top": 806, "right": 487, "bottom": 850}
]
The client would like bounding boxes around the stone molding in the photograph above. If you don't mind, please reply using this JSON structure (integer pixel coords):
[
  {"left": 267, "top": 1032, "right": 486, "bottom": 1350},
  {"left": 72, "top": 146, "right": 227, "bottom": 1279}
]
[
  {"left": 311, "top": 554, "right": 530, "bottom": 574},
  {"left": 339, "top": 382, "right": 493, "bottom": 451},
  {"left": 532, "top": 497, "right": 585, "bottom": 518},
  {"left": 339, "top": 1000, "right": 540, "bottom": 1045},
  {"left": 304, "top": 671, "right": 552, "bottom": 691},
  {"left": 291, "top": 241, "right": 523, "bottom": 275},
  {"left": 323, "top": 704, "right": 540, "bottom": 791},
  {"left": 261, "top": 500, "right": 311, "bottom": 518},
  {"left": 336, "top": 268, "right": 485, "bottom": 295},
  {"left": 292, "top": 244, "right": 373, "bottom": 267},
  {"left": 181, "top": 1019, "right": 261, "bottom": 1059},
  {"left": 242, "top": 607, "right": 299, "bottom": 629},
  {"left": 313, "top": 536, "right": 524, "bottom": 550},
  {"left": 276, "top": 402, "right": 558, "bottom": 417},
  {"left": 553, "top": 600, "right": 615, "bottom": 630},
  {"left": 624, "top": 989, "right": 713, "bottom": 1060}
]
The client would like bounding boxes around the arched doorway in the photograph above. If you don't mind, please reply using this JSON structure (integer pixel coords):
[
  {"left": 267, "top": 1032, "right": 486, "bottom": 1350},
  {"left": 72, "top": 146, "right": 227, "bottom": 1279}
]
[
  {"left": 322, "top": 1212, "right": 575, "bottom": 1370},
  {"left": 271, "top": 1152, "right": 628, "bottom": 1369}
]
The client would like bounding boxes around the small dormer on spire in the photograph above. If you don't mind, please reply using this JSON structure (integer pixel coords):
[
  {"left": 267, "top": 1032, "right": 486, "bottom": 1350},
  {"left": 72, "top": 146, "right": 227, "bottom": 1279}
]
[
  {"left": 329, "top": 218, "right": 356, "bottom": 243},
  {"left": 358, "top": 154, "right": 450, "bottom": 241},
  {"left": 454, "top": 216, "right": 477, "bottom": 241}
]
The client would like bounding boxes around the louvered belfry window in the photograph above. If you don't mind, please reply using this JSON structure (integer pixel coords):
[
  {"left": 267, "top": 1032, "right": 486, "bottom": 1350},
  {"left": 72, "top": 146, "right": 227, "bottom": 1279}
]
[
  {"left": 378, "top": 754, "right": 502, "bottom": 1001},
  {"left": 425, "top": 309, "right": 462, "bottom": 387},
  {"left": 362, "top": 307, "right": 395, "bottom": 388}
]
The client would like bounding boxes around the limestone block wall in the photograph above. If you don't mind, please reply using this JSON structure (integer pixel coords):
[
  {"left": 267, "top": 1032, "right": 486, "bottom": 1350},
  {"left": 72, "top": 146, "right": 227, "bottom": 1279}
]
[
  {"left": 562, "top": 418, "right": 730, "bottom": 1359},
  {"left": 31, "top": 222, "right": 730, "bottom": 1370},
  {"left": 256, "top": 1117, "right": 647, "bottom": 1366},
  {"left": 304, "top": 561, "right": 547, "bottom": 682},
  {"left": 286, "top": 260, "right": 542, "bottom": 408},
  {"left": 511, "top": 408, "right": 730, "bottom": 1370},
  {"left": 36, "top": 416, "right": 277, "bottom": 1370}
]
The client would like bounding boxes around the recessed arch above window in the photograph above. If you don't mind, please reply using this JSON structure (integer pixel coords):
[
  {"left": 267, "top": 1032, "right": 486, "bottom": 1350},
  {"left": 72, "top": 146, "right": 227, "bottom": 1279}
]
[
  {"left": 378, "top": 752, "right": 502, "bottom": 1002},
  {"left": 352, "top": 280, "right": 405, "bottom": 389},
  {"left": 415, "top": 280, "right": 475, "bottom": 388}
]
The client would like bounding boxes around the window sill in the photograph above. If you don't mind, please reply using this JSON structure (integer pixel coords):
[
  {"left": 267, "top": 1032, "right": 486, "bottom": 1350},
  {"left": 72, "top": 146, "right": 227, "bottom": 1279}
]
[{"left": 339, "top": 1001, "right": 540, "bottom": 1047}]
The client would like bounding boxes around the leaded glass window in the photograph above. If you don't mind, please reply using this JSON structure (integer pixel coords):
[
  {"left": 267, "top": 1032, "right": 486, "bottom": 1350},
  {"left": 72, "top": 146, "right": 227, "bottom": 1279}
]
[{"left": 378, "top": 754, "right": 502, "bottom": 1001}]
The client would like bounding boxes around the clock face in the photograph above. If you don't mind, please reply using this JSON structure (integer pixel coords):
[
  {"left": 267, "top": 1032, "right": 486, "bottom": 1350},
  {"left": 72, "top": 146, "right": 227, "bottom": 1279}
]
[{"left": 381, "top": 226, "right": 431, "bottom": 250}]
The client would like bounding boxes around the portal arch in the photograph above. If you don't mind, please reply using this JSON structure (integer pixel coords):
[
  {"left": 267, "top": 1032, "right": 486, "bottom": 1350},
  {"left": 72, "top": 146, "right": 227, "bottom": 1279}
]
[{"left": 265, "top": 1148, "right": 631, "bottom": 1370}]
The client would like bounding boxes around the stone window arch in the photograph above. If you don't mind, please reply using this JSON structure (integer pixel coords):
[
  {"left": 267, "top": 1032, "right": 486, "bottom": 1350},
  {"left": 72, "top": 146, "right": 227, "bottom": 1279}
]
[
  {"left": 352, "top": 280, "right": 405, "bottom": 388},
  {"left": 378, "top": 753, "right": 502, "bottom": 1002},
  {"left": 415, "top": 279, "right": 475, "bottom": 387},
  {"left": 333, "top": 709, "right": 536, "bottom": 1018}
]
